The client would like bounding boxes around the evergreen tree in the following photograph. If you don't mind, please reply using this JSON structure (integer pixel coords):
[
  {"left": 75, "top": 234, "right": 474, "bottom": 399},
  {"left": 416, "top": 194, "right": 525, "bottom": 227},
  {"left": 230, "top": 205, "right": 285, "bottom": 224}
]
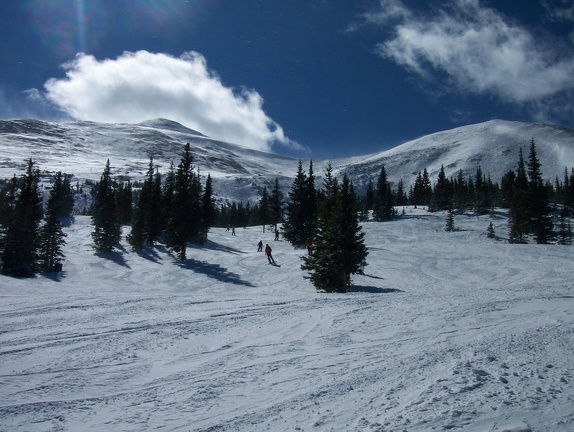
[
  {"left": 149, "top": 168, "right": 164, "bottom": 243},
  {"left": 445, "top": 207, "right": 455, "bottom": 232},
  {"left": 373, "top": 165, "right": 394, "bottom": 221},
  {"left": 432, "top": 165, "right": 451, "bottom": 211},
  {"left": 127, "top": 158, "right": 155, "bottom": 249},
  {"left": 269, "top": 177, "right": 284, "bottom": 235},
  {"left": 258, "top": 186, "right": 271, "bottom": 232},
  {"left": 302, "top": 165, "right": 368, "bottom": 293},
  {"left": 91, "top": 160, "right": 121, "bottom": 252},
  {"left": 165, "top": 143, "right": 202, "bottom": 261},
  {"left": 200, "top": 173, "right": 216, "bottom": 241},
  {"left": 161, "top": 162, "right": 176, "bottom": 230},
  {"left": 509, "top": 149, "right": 530, "bottom": 243},
  {"left": 557, "top": 206, "right": 572, "bottom": 245},
  {"left": 303, "top": 161, "right": 318, "bottom": 242},
  {"left": 452, "top": 169, "right": 468, "bottom": 214},
  {"left": 283, "top": 161, "right": 308, "bottom": 245},
  {"left": 500, "top": 170, "right": 516, "bottom": 209},
  {"left": 364, "top": 178, "right": 375, "bottom": 213},
  {"left": 336, "top": 174, "right": 369, "bottom": 286},
  {"left": 395, "top": 178, "right": 408, "bottom": 206},
  {"left": 526, "top": 139, "right": 554, "bottom": 244},
  {"left": 115, "top": 180, "right": 133, "bottom": 225},
  {"left": 1, "top": 160, "right": 43, "bottom": 277},
  {"left": 39, "top": 171, "right": 67, "bottom": 271}
]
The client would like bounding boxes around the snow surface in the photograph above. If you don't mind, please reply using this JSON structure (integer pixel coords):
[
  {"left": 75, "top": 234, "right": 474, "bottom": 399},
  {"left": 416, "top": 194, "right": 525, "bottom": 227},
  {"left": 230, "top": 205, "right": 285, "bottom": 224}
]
[{"left": 1, "top": 209, "right": 573, "bottom": 431}]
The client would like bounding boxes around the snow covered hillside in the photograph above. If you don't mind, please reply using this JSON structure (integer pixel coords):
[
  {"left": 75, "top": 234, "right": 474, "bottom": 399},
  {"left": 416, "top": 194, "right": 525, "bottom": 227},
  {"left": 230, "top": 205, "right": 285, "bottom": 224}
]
[
  {"left": 1, "top": 118, "right": 573, "bottom": 202},
  {"left": 333, "top": 120, "right": 574, "bottom": 193},
  {"left": 0, "top": 118, "right": 298, "bottom": 203},
  {"left": 1, "top": 210, "right": 573, "bottom": 431}
]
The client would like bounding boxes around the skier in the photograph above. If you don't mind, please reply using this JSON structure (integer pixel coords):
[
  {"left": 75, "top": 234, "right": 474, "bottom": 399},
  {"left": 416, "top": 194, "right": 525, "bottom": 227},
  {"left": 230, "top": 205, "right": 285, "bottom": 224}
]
[
  {"left": 257, "top": 240, "right": 263, "bottom": 252},
  {"left": 265, "top": 244, "right": 276, "bottom": 265}
]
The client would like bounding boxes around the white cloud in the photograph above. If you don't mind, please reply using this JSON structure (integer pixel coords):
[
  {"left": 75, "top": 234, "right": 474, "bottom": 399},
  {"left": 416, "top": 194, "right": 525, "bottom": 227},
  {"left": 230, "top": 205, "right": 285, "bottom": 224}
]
[
  {"left": 44, "top": 50, "right": 301, "bottom": 153},
  {"left": 366, "top": 0, "right": 574, "bottom": 113}
]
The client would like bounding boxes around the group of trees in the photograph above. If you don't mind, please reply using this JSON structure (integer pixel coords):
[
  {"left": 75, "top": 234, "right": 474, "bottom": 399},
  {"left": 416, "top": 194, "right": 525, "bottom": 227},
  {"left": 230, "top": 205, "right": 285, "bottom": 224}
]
[
  {"left": 92, "top": 143, "right": 216, "bottom": 261},
  {"left": 0, "top": 161, "right": 73, "bottom": 277},
  {"left": 282, "top": 161, "right": 368, "bottom": 293},
  {"left": 359, "top": 139, "right": 573, "bottom": 245}
]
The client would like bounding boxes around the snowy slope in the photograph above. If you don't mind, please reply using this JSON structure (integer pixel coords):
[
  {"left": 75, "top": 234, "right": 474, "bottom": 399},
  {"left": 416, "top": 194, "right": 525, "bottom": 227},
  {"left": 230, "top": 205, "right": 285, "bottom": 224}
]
[
  {"left": 1, "top": 210, "right": 573, "bottom": 431},
  {"left": 1, "top": 118, "right": 574, "bottom": 202},
  {"left": 0, "top": 118, "right": 298, "bottom": 203},
  {"left": 333, "top": 120, "right": 574, "bottom": 192}
]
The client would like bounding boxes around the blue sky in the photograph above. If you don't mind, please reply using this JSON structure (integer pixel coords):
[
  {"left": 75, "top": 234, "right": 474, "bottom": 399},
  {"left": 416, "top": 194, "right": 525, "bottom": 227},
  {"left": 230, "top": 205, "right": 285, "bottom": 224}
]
[{"left": 1, "top": 1, "right": 573, "bottom": 158}]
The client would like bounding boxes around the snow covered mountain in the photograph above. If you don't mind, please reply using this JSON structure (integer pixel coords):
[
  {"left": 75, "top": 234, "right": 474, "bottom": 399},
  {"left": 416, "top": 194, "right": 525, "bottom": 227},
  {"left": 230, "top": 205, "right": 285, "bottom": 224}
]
[
  {"left": 1, "top": 118, "right": 573, "bottom": 201},
  {"left": 332, "top": 120, "right": 574, "bottom": 192}
]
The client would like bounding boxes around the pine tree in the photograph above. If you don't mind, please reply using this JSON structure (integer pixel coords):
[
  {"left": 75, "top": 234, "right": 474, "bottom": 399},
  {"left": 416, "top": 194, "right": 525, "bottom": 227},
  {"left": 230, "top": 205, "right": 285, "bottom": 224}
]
[
  {"left": 269, "top": 177, "right": 284, "bottom": 235},
  {"left": 304, "top": 161, "right": 318, "bottom": 234},
  {"left": 162, "top": 162, "right": 176, "bottom": 230},
  {"left": 127, "top": 158, "right": 154, "bottom": 250},
  {"left": 149, "top": 168, "right": 164, "bottom": 243},
  {"left": 509, "top": 149, "right": 530, "bottom": 243},
  {"left": 395, "top": 178, "right": 408, "bottom": 206},
  {"left": 200, "top": 173, "right": 216, "bottom": 242},
  {"left": 283, "top": 161, "right": 309, "bottom": 246},
  {"left": 1, "top": 160, "right": 44, "bottom": 276},
  {"left": 445, "top": 207, "right": 455, "bottom": 232},
  {"left": 526, "top": 139, "right": 554, "bottom": 244},
  {"left": 373, "top": 165, "right": 394, "bottom": 221},
  {"left": 165, "top": 143, "right": 202, "bottom": 261},
  {"left": 39, "top": 171, "right": 67, "bottom": 271},
  {"left": 432, "top": 165, "right": 451, "bottom": 211},
  {"left": 302, "top": 166, "right": 368, "bottom": 293},
  {"left": 258, "top": 186, "right": 271, "bottom": 232},
  {"left": 115, "top": 180, "right": 133, "bottom": 225},
  {"left": 557, "top": 206, "right": 572, "bottom": 245},
  {"left": 336, "top": 174, "right": 369, "bottom": 286},
  {"left": 91, "top": 160, "right": 121, "bottom": 253}
]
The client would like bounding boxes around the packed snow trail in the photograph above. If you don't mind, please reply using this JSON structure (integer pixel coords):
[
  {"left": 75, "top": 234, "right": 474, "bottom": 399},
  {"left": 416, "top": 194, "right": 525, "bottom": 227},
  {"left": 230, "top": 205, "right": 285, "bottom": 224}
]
[{"left": 1, "top": 210, "right": 573, "bottom": 431}]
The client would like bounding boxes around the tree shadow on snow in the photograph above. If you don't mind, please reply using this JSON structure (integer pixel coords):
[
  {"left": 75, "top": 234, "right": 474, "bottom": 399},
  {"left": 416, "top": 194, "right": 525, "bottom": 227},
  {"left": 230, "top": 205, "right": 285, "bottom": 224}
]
[
  {"left": 42, "top": 270, "right": 66, "bottom": 282},
  {"left": 177, "top": 259, "right": 255, "bottom": 287},
  {"left": 95, "top": 249, "right": 130, "bottom": 268},
  {"left": 195, "top": 239, "right": 244, "bottom": 255},
  {"left": 135, "top": 245, "right": 167, "bottom": 264},
  {"left": 349, "top": 285, "right": 403, "bottom": 294}
]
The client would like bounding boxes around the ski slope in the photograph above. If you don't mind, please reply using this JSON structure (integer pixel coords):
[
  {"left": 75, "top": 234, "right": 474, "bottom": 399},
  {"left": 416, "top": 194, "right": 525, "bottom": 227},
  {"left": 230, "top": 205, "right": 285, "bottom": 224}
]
[{"left": 1, "top": 209, "right": 573, "bottom": 431}]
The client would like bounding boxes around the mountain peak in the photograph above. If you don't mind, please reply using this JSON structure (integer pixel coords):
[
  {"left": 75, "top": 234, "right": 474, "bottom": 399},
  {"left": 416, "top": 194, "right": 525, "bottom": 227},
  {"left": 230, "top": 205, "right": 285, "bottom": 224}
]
[{"left": 137, "top": 118, "right": 207, "bottom": 137}]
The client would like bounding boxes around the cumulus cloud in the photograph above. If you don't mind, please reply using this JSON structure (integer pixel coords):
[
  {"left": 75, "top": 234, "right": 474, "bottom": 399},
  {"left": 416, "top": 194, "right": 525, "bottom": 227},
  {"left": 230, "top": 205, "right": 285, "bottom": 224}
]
[
  {"left": 44, "top": 50, "right": 301, "bottom": 153},
  {"left": 360, "top": 0, "right": 574, "bottom": 119}
]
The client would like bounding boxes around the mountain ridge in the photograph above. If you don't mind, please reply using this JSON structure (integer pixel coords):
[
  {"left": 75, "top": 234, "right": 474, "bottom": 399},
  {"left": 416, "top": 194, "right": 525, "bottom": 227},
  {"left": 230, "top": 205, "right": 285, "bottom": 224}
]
[{"left": 1, "top": 118, "right": 573, "bottom": 202}]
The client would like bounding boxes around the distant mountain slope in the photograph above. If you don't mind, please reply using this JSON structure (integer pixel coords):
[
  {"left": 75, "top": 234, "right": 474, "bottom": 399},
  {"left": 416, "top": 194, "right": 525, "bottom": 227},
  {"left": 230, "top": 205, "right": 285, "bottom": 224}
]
[
  {"left": 332, "top": 120, "right": 574, "bottom": 192},
  {"left": 1, "top": 118, "right": 573, "bottom": 202},
  {"left": 0, "top": 119, "right": 298, "bottom": 203}
]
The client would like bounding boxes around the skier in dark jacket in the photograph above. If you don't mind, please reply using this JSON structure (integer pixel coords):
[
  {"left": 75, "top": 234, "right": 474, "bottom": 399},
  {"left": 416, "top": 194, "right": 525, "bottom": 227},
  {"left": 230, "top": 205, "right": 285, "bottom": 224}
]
[
  {"left": 257, "top": 240, "right": 263, "bottom": 252},
  {"left": 265, "top": 244, "right": 276, "bottom": 265}
]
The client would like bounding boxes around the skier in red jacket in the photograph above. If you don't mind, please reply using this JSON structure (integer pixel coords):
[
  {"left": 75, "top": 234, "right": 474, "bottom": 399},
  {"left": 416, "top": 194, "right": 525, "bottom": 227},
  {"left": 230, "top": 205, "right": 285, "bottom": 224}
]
[{"left": 264, "top": 244, "right": 276, "bottom": 265}]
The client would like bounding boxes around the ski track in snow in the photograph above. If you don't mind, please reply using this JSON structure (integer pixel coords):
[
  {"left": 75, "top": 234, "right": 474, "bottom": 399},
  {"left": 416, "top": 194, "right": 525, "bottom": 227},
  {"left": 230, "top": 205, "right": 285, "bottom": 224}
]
[{"left": 1, "top": 209, "right": 573, "bottom": 431}]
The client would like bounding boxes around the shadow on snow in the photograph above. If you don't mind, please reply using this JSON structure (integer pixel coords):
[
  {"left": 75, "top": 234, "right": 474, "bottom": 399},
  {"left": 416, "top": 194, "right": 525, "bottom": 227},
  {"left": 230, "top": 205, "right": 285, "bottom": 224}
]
[
  {"left": 349, "top": 285, "right": 403, "bottom": 294},
  {"left": 176, "top": 259, "right": 255, "bottom": 287}
]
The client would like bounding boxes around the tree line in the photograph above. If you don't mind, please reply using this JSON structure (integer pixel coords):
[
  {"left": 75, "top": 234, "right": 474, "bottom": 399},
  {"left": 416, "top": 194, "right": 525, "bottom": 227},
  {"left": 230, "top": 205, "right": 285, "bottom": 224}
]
[
  {"left": 0, "top": 161, "right": 74, "bottom": 277},
  {"left": 357, "top": 139, "right": 573, "bottom": 244},
  {"left": 1, "top": 139, "right": 571, "bottom": 282},
  {"left": 92, "top": 143, "right": 216, "bottom": 261}
]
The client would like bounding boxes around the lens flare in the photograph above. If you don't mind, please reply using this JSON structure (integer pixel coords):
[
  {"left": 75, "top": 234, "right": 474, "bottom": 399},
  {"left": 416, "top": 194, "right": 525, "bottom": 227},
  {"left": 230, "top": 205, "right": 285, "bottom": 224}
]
[{"left": 24, "top": 0, "right": 107, "bottom": 61}]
